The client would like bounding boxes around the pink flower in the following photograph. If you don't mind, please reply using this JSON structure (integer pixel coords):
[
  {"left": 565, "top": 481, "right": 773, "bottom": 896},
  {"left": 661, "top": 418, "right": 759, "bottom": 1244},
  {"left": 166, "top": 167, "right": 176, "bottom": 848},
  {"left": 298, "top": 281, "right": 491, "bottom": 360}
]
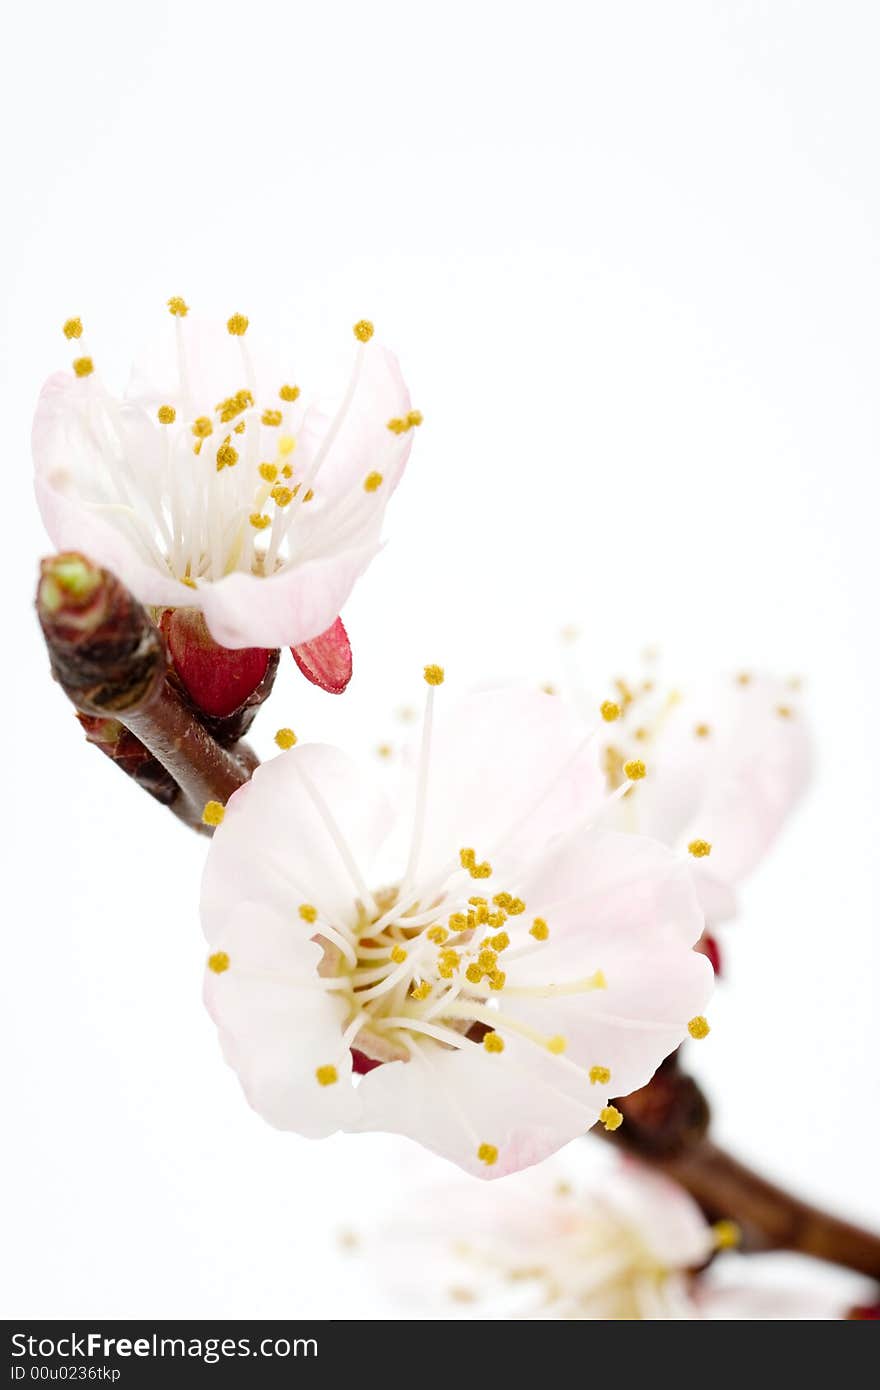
[
  {"left": 590, "top": 668, "right": 811, "bottom": 922},
  {"left": 33, "top": 306, "right": 417, "bottom": 651},
  {"left": 368, "top": 1158, "right": 717, "bottom": 1318},
  {"left": 200, "top": 681, "right": 712, "bottom": 1179}
]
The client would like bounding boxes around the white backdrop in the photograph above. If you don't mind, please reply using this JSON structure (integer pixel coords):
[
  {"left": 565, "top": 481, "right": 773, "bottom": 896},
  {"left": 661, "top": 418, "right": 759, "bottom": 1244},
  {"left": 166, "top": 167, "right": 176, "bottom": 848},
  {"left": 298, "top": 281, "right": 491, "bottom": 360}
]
[{"left": 2, "top": 1, "right": 878, "bottom": 1317}]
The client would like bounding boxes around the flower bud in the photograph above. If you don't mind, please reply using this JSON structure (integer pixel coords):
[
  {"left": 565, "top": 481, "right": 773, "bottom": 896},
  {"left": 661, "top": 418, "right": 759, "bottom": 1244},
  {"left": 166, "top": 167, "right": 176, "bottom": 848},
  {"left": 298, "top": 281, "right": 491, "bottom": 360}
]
[{"left": 160, "top": 607, "right": 277, "bottom": 732}]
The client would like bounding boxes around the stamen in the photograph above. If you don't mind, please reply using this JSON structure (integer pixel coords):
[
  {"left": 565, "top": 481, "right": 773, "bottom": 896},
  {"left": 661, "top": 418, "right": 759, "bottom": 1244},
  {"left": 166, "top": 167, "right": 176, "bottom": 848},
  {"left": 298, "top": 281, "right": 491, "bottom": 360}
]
[
  {"left": 275, "top": 728, "right": 297, "bottom": 750},
  {"left": 167, "top": 297, "right": 189, "bottom": 317},
  {"left": 202, "top": 800, "right": 225, "bottom": 826},
  {"left": 227, "top": 313, "right": 249, "bottom": 336},
  {"left": 589, "top": 1065, "right": 611, "bottom": 1085},
  {"left": 63, "top": 317, "right": 83, "bottom": 340},
  {"left": 157, "top": 405, "right": 176, "bottom": 424},
  {"left": 599, "top": 1105, "right": 623, "bottom": 1131},
  {"left": 477, "top": 1143, "right": 498, "bottom": 1166},
  {"left": 687, "top": 839, "right": 712, "bottom": 858},
  {"left": 207, "top": 951, "right": 230, "bottom": 974},
  {"left": 73, "top": 357, "right": 94, "bottom": 378},
  {"left": 315, "top": 1064, "right": 338, "bottom": 1086},
  {"left": 687, "top": 1016, "right": 710, "bottom": 1039},
  {"left": 600, "top": 700, "right": 621, "bottom": 722}
]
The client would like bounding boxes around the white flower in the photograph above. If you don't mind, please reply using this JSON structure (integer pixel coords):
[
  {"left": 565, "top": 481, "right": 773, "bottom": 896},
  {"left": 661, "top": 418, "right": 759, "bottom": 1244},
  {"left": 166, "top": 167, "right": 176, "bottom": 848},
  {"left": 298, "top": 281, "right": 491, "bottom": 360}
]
[
  {"left": 200, "top": 681, "right": 712, "bottom": 1179},
  {"left": 33, "top": 305, "right": 417, "bottom": 649},
  {"left": 367, "top": 1157, "right": 717, "bottom": 1318},
  {"left": 581, "top": 662, "right": 811, "bottom": 922}
]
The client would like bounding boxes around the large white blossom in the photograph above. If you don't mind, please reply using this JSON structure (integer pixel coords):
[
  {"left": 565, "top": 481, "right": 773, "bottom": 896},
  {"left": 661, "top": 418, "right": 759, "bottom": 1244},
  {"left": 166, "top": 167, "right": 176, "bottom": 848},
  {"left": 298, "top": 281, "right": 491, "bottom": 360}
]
[
  {"left": 33, "top": 304, "right": 416, "bottom": 649},
  {"left": 200, "top": 681, "right": 712, "bottom": 1179}
]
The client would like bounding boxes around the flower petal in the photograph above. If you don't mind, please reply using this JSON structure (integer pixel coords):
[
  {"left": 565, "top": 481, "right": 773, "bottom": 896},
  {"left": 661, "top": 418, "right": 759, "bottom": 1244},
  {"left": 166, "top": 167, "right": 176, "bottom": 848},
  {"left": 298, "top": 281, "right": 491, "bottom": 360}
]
[
  {"left": 291, "top": 615, "right": 353, "bottom": 693},
  {"left": 398, "top": 688, "right": 606, "bottom": 888},
  {"left": 204, "top": 905, "right": 359, "bottom": 1137},
  {"left": 352, "top": 1031, "right": 597, "bottom": 1179},
  {"left": 201, "top": 743, "right": 394, "bottom": 940}
]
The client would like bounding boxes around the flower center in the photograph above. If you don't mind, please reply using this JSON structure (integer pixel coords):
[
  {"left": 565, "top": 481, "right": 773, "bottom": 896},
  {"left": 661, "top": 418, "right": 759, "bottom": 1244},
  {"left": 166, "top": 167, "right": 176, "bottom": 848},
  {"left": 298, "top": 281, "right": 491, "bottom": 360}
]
[{"left": 60, "top": 306, "right": 420, "bottom": 588}]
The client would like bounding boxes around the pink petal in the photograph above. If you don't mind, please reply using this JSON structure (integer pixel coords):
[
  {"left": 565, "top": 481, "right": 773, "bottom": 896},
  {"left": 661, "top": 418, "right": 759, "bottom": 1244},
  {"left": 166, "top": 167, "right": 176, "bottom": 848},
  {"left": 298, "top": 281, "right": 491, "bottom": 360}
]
[{"left": 291, "top": 616, "right": 353, "bottom": 694}]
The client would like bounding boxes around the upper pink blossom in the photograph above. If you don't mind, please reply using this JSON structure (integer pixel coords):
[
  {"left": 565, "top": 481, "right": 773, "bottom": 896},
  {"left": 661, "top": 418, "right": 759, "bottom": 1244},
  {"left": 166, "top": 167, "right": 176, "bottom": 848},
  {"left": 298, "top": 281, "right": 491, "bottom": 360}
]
[
  {"left": 32, "top": 305, "right": 417, "bottom": 650},
  {"left": 200, "top": 682, "right": 713, "bottom": 1179}
]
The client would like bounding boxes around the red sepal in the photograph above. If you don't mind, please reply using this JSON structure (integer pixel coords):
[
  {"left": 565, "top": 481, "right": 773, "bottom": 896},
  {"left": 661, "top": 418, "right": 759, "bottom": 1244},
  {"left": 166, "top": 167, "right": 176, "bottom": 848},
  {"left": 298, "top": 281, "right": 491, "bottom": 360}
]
[{"left": 291, "top": 616, "right": 353, "bottom": 694}]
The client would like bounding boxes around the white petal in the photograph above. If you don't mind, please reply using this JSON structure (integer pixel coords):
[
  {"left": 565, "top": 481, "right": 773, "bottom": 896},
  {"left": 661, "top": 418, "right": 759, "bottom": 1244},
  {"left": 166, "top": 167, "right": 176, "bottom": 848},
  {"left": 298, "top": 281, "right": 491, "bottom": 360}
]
[
  {"left": 353, "top": 1031, "right": 597, "bottom": 1179},
  {"left": 204, "top": 906, "right": 359, "bottom": 1137},
  {"left": 399, "top": 688, "right": 605, "bottom": 888},
  {"left": 201, "top": 743, "right": 395, "bottom": 940}
]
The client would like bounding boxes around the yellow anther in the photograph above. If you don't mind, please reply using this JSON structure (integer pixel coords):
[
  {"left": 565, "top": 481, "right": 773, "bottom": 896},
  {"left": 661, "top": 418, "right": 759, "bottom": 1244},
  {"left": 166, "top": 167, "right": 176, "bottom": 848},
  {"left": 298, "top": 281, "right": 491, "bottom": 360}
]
[
  {"left": 600, "top": 700, "right": 621, "bottom": 722},
  {"left": 477, "top": 1142, "right": 498, "bottom": 1166},
  {"left": 167, "top": 296, "right": 189, "bottom": 317},
  {"left": 303, "top": 488, "right": 314, "bottom": 502},
  {"left": 736, "top": 672, "right": 752, "bottom": 687},
  {"left": 589, "top": 1065, "right": 611, "bottom": 1086},
  {"left": 688, "top": 1015, "right": 710, "bottom": 1039},
  {"left": 465, "top": 963, "right": 483, "bottom": 985},
  {"left": 233, "top": 421, "right": 245, "bottom": 434},
  {"left": 279, "top": 384, "right": 300, "bottom": 402},
  {"left": 713, "top": 1220, "right": 741, "bottom": 1251},
  {"left": 216, "top": 443, "right": 239, "bottom": 471},
  {"left": 259, "top": 462, "right": 278, "bottom": 482},
  {"left": 192, "top": 416, "right": 213, "bottom": 438},
  {"left": 390, "top": 945, "right": 408, "bottom": 964},
  {"left": 489, "top": 969, "right": 506, "bottom": 991},
  {"left": 469, "top": 896, "right": 487, "bottom": 907},
  {"left": 487, "top": 912, "right": 507, "bottom": 929},
  {"left": 470, "top": 862, "right": 492, "bottom": 880},
  {"left": 406, "top": 409, "right": 423, "bottom": 427},
  {"left": 490, "top": 931, "right": 510, "bottom": 952},
  {"left": 634, "top": 727, "right": 649, "bottom": 742},
  {"left": 249, "top": 513, "right": 271, "bottom": 530},
  {"left": 73, "top": 356, "right": 94, "bottom": 378},
  {"left": 776, "top": 704, "right": 793, "bottom": 719},
  {"left": 459, "top": 848, "right": 476, "bottom": 869},
  {"left": 475, "top": 904, "right": 489, "bottom": 926},
  {"left": 386, "top": 417, "right": 406, "bottom": 434},
  {"left": 278, "top": 434, "right": 296, "bottom": 457},
  {"left": 507, "top": 897, "right": 525, "bottom": 916},
  {"left": 271, "top": 485, "right": 294, "bottom": 507},
  {"left": 599, "top": 1105, "right": 623, "bottom": 1132},
  {"left": 363, "top": 471, "right": 384, "bottom": 492},
  {"left": 157, "top": 404, "right": 176, "bottom": 424},
  {"left": 694, "top": 723, "right": 711, "bottom": 738},
  {"left": 377, "top": 743, "right": 393, "bottom": 759},
  {"left": 624, "top": 759, "right": 646, "bottom": 780},
  {"left": 530, "top": 918, "right": 549, "bottom": 941},
  {"left": 428, "top": 925, "right": 450, "bottom": 943},
  {"left": 542, "top": 683, "right": 558, "bottom": 695},
  {"left": 477, "top": 948, "right": 498, "bottom": 972},
  {"left": 688, "top": 839, "right": 712, "bottom": 858},
  {"left": 439, "top": 948, "right": 461, "bottom": 970},
  {"left": 424, "top": 664, "right": 445, "bottom": 686},
  {"left": 299, "top": 904, "right": 318, "bottom": 924},
  {"left": 207, "top": 951, "right": 230, "bottom": 974},
  {"left": 449, "top": 913, "right": 469, "bottom": 932},
  {"left": 62, "top": 317, "right": 83, "bottom": 340},
  {"left": 202, "top": 801, "right": 226, "bottom": 827},
  {"left": 353, "top": 320, "right": 374, "bottom": 342},
  {"left": 547, "top": 1035, "right": 567, "bottom": 1055},
  {"left": 227, "top": 313, "right": 249, "bottom": 336},
  {"left": 181, "top": 577, "right": 197, "bottom": 589},
  {"left": 274, "top": 728, "right": 297, "bottom": 750},
  {"left": 315, "top": 1064, "right": 338, "bottom": 1086},
  {"left": 410, "top": 980, "right": 431, "bottom": 1001},
  {"left": 590, "top": 970, "right": 608, "bottom": 990},
  {"left": 492, "top": 892, "right": 512, "bottom": 910},
  {"left": 483, "top": 1032, "right": 504, "bottom": 1054},
  {"left": 261, "top": 409, "right": 282, "bottom": 427},
  {"left": 281, "top": 464, "right": 294, "bottom": 479}
]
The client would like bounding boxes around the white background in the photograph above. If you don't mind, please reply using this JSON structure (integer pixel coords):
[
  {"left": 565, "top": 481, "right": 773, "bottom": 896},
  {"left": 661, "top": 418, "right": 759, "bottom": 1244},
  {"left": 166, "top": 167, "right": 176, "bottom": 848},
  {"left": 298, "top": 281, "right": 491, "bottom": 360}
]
[{"left": 2, "top": 1, "right": 878, "bottom": 1317}]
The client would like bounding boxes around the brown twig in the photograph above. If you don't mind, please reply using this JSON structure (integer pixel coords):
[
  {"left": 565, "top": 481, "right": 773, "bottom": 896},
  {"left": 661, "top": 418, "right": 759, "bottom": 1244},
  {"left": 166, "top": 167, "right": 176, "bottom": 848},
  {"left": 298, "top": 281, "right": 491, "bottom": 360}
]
[
  {"left": 605, "top": 1054, "right": 880, "bottom": 1280},
  {"left": 37, "top": 554, "right": 254, "bottom": 830}
]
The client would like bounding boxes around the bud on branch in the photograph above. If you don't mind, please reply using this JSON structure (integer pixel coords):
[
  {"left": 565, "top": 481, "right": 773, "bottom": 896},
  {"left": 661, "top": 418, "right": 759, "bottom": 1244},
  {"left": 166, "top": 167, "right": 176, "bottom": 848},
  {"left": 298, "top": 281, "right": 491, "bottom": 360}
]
[{"left": 37, "top": 554, "right": 258, "bottom": 831}]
